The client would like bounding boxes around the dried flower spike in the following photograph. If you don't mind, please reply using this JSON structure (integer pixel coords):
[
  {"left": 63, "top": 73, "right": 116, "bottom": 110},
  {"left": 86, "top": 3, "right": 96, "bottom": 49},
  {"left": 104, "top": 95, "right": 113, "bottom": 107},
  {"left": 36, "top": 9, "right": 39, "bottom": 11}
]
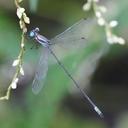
[{"left": 83, "top": 0, "right": 125, "bottom": 45}]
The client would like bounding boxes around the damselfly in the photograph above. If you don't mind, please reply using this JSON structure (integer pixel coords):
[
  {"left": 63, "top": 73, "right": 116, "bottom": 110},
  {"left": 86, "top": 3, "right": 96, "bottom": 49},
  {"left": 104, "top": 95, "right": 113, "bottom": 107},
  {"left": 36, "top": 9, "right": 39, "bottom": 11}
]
[{"left": 29, "top": 19, "right": 104, "bottom": 118}]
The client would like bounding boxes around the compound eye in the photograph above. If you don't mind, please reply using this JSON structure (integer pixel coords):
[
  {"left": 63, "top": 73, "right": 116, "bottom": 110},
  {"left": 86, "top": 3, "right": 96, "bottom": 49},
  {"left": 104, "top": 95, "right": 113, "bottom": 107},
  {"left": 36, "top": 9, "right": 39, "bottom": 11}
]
[{"left": 29, "top": 31, "right": 35, "bottom": 37}]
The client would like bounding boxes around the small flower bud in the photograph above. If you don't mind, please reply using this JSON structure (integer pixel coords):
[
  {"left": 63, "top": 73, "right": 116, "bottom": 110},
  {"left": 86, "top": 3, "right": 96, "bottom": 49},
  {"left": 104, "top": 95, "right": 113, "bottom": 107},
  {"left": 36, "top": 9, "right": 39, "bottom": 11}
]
[
  {"left": 107, "top": 36, "right": 113, "bottom": 44},
  {"left": 93, "top": 0, "right": 99, "bottom": 2},
  {"left": 21, "top": 43, "right": 24, "bottom": 48},
  {"left": 11, "top": 78, "right": 19, "bottom": 89},
  {"left": 112, "top": 35, "right": 119, "bottom": 43},
  {"left": 99, "top": 6, "right": 107, "bottom": 13},
  {"left": 23, "top": 27, "right": 27, "bottom": 33},
  {"left": 117, "top": 37, "right": 125, "bottom": 45},
  {"left": 17, "top": 7, "right": 25, "bottom": 19},
  {"left": 12, "top": 59, "right": 19, "bottom": 66},
  {"left": 23, "top": 13, "right": 30, "bottom": 24},
  {"left": 83, "top": 3, "right": 91, "bottom": 11},
  {"left": 19, "top": 20, "right": 24, "bottom": 29},
  {"left": 95, "top": 11, "right": 101, "bottom": 18},
  {"left": 109, "top": 20, "right": 118, "bottom": 27},
  {"left": 20, "top": 66, "right": 24, "bottom": 76},
  {"left": 97, "top": 17, "right": 105, "bottom": 26}
]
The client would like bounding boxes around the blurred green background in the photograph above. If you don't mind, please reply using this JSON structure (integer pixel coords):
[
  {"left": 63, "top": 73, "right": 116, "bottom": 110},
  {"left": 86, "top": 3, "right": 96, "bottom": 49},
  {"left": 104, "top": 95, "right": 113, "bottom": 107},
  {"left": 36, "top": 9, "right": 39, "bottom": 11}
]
[{"left": 0, "top": 0, "right": 128, "bottom": 128}]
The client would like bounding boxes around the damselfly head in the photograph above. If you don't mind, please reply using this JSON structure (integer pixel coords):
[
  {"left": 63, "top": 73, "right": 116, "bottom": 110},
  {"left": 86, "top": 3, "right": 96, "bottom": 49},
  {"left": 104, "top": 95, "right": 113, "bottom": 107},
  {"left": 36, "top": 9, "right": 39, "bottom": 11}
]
[{"left": 29, "top": 27, "right": 40, "bottom": 38}]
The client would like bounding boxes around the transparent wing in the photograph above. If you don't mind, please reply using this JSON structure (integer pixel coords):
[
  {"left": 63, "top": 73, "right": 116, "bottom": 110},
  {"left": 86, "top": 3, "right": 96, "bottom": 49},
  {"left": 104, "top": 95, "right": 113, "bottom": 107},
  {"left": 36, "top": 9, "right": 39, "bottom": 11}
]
[
  {"left": 32, "top": 47, "right": 49, "bottom": 94},
  {"left": 50, "top": 18, "right": 95, "bottom": 50}
]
